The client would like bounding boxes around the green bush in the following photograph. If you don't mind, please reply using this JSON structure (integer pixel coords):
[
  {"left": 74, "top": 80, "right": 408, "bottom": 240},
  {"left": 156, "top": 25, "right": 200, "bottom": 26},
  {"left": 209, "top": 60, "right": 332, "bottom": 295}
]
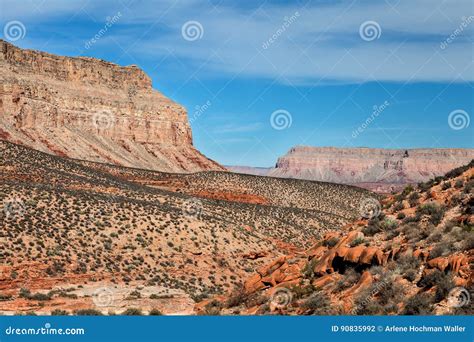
[
  {"left": 416, "top": 203, "right": 445, "bottom": 225},
  {"left": 381, "top": 218, "right": 398, "bottom": 231},
  {"left": 396, "top": 255, "right": 421, "bottom": 282},
  {"left": 350, "top": 237, "right": 365, "bottom": 247},
  {"left": 396, "top": 212, "right": 406, "bottom": 220},
  {"left": 74, "top": 309, "right": 103, "bottom": 315},
  {"left": 51, "top": 309, "right": 69, "bottom": 315},
  {"left": 0, "top": 294, "right": 13, "bottom": 301},
  {"left": 322, "top": 237, "right": 339, "bottom": 247},
  {"left": 149, "top": 309, "right": 163, "bottom": 315},
  {"left": 418, "top": 270, "right": 454, "bottom": 302},
  {"left": 408, "top": 192, "right": 420, "bottom": 207},
  {"left": 122, "top": 308, "right": 143, "bottom": 315},
  {"left": 403, "top": 293, "right": 434, "bottom": 315},
  {"left": 202, "top": 300, "right": 222, "bottom": 315},
  {"left": 393, "top": 202, "right": 404, "bottom": 211},
  {"left": 301, "top": 290, "right": 333, "bottom": 315}
]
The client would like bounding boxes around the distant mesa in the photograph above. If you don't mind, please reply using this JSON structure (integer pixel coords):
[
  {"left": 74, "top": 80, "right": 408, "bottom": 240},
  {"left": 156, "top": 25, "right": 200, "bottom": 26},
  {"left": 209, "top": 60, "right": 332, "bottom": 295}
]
[
  {"left": 228, "top": 146, "right": 474, "bottom": 193},
  {"left": 0, "top": 39, "right": 223, "bottom": 172}
]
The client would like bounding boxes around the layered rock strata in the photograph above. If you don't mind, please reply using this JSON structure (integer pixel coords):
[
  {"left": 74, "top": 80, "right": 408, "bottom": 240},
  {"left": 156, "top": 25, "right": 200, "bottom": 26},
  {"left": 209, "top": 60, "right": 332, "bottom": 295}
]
[{"left": 0, "top": 39, "right": 223, "bottom": 172}]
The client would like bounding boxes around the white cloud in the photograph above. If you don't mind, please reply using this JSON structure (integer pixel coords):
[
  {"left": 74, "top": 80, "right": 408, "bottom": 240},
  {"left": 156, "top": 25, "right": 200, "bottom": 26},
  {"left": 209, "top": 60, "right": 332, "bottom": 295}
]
[{"left": 1, "top": 0, "right": 473, "bottom": 84}]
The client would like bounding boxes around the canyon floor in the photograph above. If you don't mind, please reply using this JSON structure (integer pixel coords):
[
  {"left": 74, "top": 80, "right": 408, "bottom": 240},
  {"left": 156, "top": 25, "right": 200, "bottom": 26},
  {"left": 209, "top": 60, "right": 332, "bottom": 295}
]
[{"left": 0, "top": 140, "right": 376, "bottom": 315}]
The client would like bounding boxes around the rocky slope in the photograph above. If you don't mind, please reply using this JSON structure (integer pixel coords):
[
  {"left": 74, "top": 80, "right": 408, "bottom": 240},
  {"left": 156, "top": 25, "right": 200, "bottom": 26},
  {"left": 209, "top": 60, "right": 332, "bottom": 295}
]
[
  {"left": 197, "top": 161, "right": 473, "bottom": 315},
  {"left": 225, "top": 166, "right": 272, "bottom": 177},
  {"left": 269, "top": 146, "right": 474, "bottom": 193},
  {"left": 0, "top": 39, "right": 222, "bottom": 172},
  {"left": 0, "top": 140, "right": 377, "bottom": 315}
]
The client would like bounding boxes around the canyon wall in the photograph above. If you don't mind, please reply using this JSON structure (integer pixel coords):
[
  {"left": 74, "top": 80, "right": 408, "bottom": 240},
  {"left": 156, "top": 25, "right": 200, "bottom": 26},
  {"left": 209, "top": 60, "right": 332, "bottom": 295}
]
[
  {"left": 268, "top": 146, "right": 474, "bottom": 192},
  {"left": 0, "top": 39, "right": 223, "bottom": 172}
]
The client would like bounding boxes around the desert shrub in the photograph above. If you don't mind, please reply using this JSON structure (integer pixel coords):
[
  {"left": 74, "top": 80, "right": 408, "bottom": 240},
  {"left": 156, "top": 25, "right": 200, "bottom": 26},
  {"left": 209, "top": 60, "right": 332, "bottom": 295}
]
[
  {"left": 19, "top": 288, "right": 31, "bottom": 299},
  {"left": 74, "top": 309, "right": 103, "bottom": 315},
  {"left": 419, "top": 270, "right": 454, "bottom": 302},
  {"left": 51, "top": 309, "right": 69, "bottom": 315},
  {"left": 418, "top": 182, "right": 431, "bottom": 192},
  {"left": 393, "top": 202, "right": 404, "bottom": 211},
  {"left": 396, "top": 255, "right": 421, "bottom": 282},
  {"left": 396, "top": 212, "right": 406, "bottom": 220},
  {"left": 19, "top": 288, "right": 51, "bottom": 301},
  {"left": 225, "top": 287, "right": 247, "bottom": 308},
  {"left": 256, "top": 303, "right": 271, "bottom": 315},
  {"left": 290, "top": 285, "right": 317, "bottom": 300},
  {"left": 402, "top": 215, "right": 419, "bottom": 224},
  {"left": 127, "top": 290, "right": 141, "bottom": 299},
  {"left": 403, "top": 293, "right": 434, "bottom": 315},
  {"left": 416, "top": 203, "right": 445, "bottom": 225},
  {"left": 381, "top": 218, "right": 398, "bottom": 231},
  {"left": 408, "top": 192, "right": 420, "bottom": 207},
  {"left": 301, "top": 290, "right": 333, "bottom": 315},
  {"left": 350, "top": 237, "right": 365, "bottom": 247},
  {"left": 202, "top": 300, "right": 222, "bottom": 315},
  {"left": 362, "top": 222, "right": 381, "bottom": 236},
  {"left": 402, "top": 185, "right": 414, "bottom": 195},
  {"left": 441, "top": 181, "right": 452, "bottom": 190},
  {"left": 302, "top": 258, "right": 318, "bottom": 279},
  {"left": 354, "top": 272, "right": 404, "bottom": 315},
  {"left": 394, "top": 193, "right": 406, "bottom": 202},
  {"left": 30, "top": 293, "right": 52, "bottom": 301},
  {"left": 463, "top": 179, "right": 474, "bottom": 193},
  {"left": 122, "top": 308, "right": 143, "bottom": 315},
  {"left": 426, "top": 232, "right": 442, "bottom": 243},
  {"left": 454, "top": 179, "right": 464, "bottom": 188},
  {"left": 443, "top": 220, "right": 456, "bottom": 233},
  {"left": 334, "top": 268, "right": 361, "bottom": 291},
  {"left": 0, "top": 294, "right": 13, "bottom": 301},
  {"left": 190, "top": 292, "right": 210, "bottom": 302},
  {"left": 149, "top": 309, "right": 163, "bottom": 315},
  {"left": 401, "top": 223, "right": 427, "bottom": 242},
  {"left": 429, "top": 242, "right": 453, "bottom": 259},
  {"left": 322, "top": 237, "right": 339, "bottom": 247},
  {"left": 462, "top": 233, "right": 474, "bottom": 251}
]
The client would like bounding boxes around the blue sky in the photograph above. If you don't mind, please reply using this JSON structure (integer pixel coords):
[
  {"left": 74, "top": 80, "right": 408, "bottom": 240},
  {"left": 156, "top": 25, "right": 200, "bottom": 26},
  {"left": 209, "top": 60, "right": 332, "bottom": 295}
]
[{"left": 1, "top": 0, "right": 473, "bottom": 166}]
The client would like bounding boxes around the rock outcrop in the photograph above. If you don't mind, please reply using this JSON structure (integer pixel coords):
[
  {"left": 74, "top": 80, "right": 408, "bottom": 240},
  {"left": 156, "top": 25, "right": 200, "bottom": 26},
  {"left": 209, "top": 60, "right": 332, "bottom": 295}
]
[
  {"left": 0, "top": 39, "right": 223, "bottom": 172},
  {"left": 269, "top": 146, "right": 474, "bottom": 192},
  {"left": 196, "top": 162, "right": 474, "bottom": 315}
]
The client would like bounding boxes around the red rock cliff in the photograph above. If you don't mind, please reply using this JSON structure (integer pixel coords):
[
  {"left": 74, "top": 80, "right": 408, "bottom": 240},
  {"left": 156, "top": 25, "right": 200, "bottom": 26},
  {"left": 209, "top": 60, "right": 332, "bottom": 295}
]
[{"left": 0, "top": 39, "right": 223, "bottom": 172}]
